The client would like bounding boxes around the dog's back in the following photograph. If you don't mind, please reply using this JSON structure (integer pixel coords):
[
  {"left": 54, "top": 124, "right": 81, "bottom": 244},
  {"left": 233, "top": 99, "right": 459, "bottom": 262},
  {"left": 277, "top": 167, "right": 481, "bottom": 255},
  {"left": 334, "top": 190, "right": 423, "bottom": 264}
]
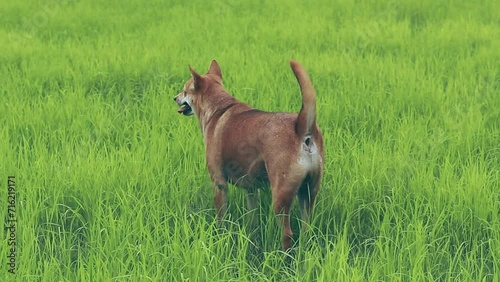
[{"left": 214, "top": 61, "right": 323, "bottom": 191}]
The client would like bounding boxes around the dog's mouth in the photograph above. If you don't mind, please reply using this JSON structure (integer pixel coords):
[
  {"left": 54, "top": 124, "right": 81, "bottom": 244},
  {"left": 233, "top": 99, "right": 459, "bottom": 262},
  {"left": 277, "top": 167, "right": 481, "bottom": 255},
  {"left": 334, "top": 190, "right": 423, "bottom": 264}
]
[{"left": 177, "top": 102, "right": 193, "bottom": 116}]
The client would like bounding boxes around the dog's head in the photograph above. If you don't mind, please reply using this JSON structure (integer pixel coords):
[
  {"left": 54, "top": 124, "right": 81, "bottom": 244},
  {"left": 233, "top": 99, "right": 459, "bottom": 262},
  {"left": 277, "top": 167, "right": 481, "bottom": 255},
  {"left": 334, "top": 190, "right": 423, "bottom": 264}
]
[{"left": 174, "top": 60, "right": 223, "bottom": 116}]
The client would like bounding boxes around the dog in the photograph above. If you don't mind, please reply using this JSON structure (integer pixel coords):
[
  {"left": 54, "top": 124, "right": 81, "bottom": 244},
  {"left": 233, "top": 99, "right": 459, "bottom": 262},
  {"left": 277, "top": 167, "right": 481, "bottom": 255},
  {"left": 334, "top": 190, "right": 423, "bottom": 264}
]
[{"left": 174, "top": 60, "right": 324, "bottom": 251}]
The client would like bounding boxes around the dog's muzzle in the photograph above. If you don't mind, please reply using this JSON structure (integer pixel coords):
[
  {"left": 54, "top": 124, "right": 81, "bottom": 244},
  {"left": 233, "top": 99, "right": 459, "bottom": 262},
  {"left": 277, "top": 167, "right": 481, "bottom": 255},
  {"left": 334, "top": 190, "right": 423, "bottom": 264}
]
[
  {"left": 174, "top": 96, "right": 193, "bottom": 116},
  {"left": 177, "top": 102, "right": 192, "bottom": 115}
]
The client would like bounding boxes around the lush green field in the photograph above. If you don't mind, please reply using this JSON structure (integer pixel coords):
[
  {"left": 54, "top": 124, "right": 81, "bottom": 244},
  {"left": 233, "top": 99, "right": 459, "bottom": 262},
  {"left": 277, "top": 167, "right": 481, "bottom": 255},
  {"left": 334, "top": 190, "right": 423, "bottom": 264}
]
[{"left": 1, "top": 0, "right": 499, "bottom": 280}]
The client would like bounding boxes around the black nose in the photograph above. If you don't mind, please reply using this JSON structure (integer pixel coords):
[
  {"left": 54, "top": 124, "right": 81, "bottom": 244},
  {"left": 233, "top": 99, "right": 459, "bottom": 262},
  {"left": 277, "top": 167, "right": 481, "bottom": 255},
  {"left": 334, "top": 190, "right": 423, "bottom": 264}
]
[{"left": 173, "top": 97, "right": 176, "bottom": 101}]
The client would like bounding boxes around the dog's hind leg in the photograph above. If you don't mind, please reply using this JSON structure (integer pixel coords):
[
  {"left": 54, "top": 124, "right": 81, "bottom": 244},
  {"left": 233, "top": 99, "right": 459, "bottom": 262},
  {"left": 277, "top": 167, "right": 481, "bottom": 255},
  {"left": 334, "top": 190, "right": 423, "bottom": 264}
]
[
  {"left": 273, "top": 193, "right": 295, "bottom": 251},
  {"left": 297, "top": 173, "right": 321, "bottom": 232},
  {"left": 270, "top": 178, "right": 297, "bottom": 251}
]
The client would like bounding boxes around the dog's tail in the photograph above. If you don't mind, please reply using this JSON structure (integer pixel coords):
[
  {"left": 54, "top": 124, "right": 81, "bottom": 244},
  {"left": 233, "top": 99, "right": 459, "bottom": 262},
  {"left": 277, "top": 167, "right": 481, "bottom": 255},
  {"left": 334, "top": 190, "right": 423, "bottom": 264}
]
[{"left": 291, "top": 60, "right": 317, "bottom": 142}]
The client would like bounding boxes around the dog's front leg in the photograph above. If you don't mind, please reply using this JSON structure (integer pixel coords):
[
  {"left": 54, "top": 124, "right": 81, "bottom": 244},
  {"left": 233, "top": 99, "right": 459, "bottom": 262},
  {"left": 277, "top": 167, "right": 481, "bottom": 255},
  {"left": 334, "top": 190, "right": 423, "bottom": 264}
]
[
  {"left": 246, "top": 188, "right": 259, "bottom": 229},
  {"left": 212, "top": 181, "right": 228, "bottom": 227},
  {"left": 205, "top": 150, "right": 229, "bottom": 226}
]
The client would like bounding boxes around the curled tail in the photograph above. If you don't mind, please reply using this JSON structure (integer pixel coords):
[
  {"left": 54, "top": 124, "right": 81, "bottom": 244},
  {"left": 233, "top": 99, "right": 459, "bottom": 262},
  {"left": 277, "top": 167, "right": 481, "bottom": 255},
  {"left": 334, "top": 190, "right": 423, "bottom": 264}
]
[{"left": 290, "top": 60, "right": 317, "bottom": 142}]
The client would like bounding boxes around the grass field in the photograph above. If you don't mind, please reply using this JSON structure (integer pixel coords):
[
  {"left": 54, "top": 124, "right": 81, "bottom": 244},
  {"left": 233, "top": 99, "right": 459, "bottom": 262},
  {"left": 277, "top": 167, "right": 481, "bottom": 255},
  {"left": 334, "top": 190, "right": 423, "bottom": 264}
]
[{"left": 1, "top": 0, "right": 499, "bottom": 280}]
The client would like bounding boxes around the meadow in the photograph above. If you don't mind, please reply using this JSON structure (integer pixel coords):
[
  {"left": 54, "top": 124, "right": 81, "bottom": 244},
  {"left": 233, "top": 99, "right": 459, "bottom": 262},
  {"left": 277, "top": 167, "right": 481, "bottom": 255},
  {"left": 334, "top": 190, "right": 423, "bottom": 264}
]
[{"left": 1, "top": 0, "right": 499, "bottom": 280}]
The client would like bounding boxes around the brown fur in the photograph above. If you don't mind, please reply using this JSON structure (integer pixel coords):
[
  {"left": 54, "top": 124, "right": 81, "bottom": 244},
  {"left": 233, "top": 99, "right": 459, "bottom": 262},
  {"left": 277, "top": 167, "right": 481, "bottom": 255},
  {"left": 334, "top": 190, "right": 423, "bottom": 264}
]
[{"left": 174, "top": 60, "right": 324, "bottom": 251}]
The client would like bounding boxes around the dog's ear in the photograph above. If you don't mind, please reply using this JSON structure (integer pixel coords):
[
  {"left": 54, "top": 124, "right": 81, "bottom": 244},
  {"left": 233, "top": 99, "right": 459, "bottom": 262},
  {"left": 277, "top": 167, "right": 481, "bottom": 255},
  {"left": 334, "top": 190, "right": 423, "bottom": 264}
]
[
  {"left": 208, "top": 60, "right": 222, "bottom": 80},
  {"left": 189, "top": 65, "right": 203, "bottom": 90}
]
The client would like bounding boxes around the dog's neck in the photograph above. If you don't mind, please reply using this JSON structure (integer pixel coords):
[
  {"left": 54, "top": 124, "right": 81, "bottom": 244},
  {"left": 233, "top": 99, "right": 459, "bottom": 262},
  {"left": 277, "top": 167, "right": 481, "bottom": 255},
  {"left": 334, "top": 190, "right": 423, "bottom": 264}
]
[{"left": 196, "top": 90, "right": 245, "bottom": 139}]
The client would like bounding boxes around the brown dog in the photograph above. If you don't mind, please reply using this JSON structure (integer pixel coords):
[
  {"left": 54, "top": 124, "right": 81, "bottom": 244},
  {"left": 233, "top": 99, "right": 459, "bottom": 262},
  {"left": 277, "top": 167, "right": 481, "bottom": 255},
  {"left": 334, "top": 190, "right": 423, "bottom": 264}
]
[{"left": 174, "top": 60, "right": 324, "bottom": 251}]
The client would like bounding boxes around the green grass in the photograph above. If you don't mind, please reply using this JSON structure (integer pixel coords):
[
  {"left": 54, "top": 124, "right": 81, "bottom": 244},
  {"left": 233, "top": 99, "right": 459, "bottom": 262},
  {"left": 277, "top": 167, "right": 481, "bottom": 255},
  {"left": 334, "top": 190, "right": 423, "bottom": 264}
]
[{"left": 1, "top": 0, "right": 499, "bottom": 280}]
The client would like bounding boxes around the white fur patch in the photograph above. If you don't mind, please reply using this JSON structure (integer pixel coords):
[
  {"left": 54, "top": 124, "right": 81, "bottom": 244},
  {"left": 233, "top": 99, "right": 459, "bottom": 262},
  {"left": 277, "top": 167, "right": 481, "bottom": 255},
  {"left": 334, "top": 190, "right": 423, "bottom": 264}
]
[{"left": 298, "top": 142, "right": 319, "bottom": 171}]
